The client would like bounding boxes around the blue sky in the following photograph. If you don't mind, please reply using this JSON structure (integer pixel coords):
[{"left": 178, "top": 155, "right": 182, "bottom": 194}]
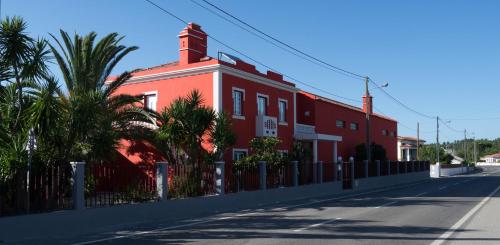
[{"left": 4, "top": 0, "right": 500, "bottom": 142}]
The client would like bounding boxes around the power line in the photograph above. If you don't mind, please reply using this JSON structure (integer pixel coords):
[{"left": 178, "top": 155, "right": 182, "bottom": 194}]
[
  {"left": 443, "top": 116, "right": 500, "bottom": 121},
  {"left": 145, "top": 0, "right": 473, "bottom": 136},
  {"left": 368, "top": 78, "right": 435, "bottom": 120},
  {"left": 196, "top": 0, "right": 449, "bottom": 122},
  {"left": 438, "top": 118, "right": 463, "bottom": 134},
  {"left": 144, "top": 0, "right": 360, "bottom": 104},
  {"left": 195, "top": 0, "right": 366, "bottom": 80},
  {"left": 188, "top": 0, "right": 363, "bottom": 81}
]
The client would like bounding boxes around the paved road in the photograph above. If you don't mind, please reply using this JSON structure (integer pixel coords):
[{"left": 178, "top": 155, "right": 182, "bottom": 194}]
[{"left": 60, "top": 167, "right": 500, "bottom": 244}]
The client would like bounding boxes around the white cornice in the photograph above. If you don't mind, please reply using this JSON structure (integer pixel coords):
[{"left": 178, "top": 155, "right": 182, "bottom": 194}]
[{"left": 122, "top": 64, "right": 299, "bottom": 93}]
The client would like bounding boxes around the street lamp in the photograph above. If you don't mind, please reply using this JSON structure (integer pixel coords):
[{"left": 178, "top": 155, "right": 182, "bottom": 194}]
[{"left": 365, "top": 77, "right": 389, "bottom": 162}]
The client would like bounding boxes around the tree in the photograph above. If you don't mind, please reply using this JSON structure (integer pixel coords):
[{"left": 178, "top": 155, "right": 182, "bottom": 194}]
[
  {"left": 210, "top": 112, "right": 237, "bottom": 162},
  {"left": 235, "top": 137, "right": 287, "bottom": 168},
  {"left": 355, "top": 142, "right": 387, "bottom": 161},
  {"left": 0, "top": 16, "right": 51, "bottom": 182},
  {"left": 418, "top": 144, "right": 453, "bottom": 164},
  {"left": 48, "top": 30, "right": 149, "bottom": 163},
  {"left": 154, "top": 90, "right": 217, "bottom": 166}
]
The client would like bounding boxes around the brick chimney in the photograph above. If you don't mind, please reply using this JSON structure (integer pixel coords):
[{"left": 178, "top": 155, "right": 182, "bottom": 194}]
[
  {"left": 362, "top": 94, "right": 373, "bottom": 114},
  {"left": 178, "top": 23, "right": 207, "bottom": 65}
]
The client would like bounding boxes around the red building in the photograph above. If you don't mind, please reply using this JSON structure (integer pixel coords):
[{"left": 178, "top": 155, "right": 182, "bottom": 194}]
[{"left": 114, "top": 23, "right": 398, "bottom": 165}]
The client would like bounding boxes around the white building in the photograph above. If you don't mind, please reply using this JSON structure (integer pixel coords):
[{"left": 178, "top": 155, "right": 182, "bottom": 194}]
[
  {"left": 397, "top": 136, "right": 425, "bottom": 161},
  {"left": 481, "top": 153, "right": 500, "bottom": 163}
]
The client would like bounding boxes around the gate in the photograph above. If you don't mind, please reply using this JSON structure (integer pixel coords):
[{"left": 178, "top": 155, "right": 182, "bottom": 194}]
[{"left": 342, "top": 161, "right": 352, "bottom": 189}]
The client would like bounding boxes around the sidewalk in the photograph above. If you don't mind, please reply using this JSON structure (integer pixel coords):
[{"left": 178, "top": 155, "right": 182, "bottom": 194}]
[{"left": 0, "top": 172, "right": 429, "bottom": 243}]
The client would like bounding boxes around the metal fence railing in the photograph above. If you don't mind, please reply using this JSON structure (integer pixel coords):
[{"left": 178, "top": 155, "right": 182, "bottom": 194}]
[{"left": 0, "top": 164, "right": 73, "bottom": 217}]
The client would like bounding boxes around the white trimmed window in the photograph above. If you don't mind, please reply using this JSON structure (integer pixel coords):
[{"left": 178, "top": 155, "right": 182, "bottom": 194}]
[
  {"left": 232, "top": 87, "right": 245, "bottom": 117},
  {"left": 144, "top": 92, "right": 157, "bottom": 111},
  {"left": 257, "top": 93, "right": 269, "bottom": 116},
  {"left": 350, "top": 122, "right": 359, "bottom": 130},
  {"left": 336, "top": 120, "right": 345, "bottom": 128},
  {"left": 233, "top": 149, "right": 248, "bottom": 161},
  {"left": 278, "top": 99, "right": 288, "bottom": 123}
]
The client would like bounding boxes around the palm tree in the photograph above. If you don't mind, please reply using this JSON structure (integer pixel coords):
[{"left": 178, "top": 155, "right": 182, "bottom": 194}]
[
  {"left": 155, "top": 90, "right": 216, "bottom": 166},
  {"left": 48, "top": 30, "right": 150, "bottom": 163},
  {"left": 0, "top": 17, "right": 50, "bottom": 132}
]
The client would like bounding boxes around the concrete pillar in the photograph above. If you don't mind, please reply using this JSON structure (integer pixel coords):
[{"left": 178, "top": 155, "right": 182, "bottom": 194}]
[
  {"left": 291, "top": 161, "right": 299, "bottom": 187},
  {"left": 387, "top": 160, "right": 391, "bottom": 175},
  {"left": 363, "top": 160, "right": 369, "bottom": 178},
  {"left": 376, "top": 160, "right": 381, "bottom": 176},
  {"left": 215, "top": 161, "right": 225, "bottom": 195},
  {"left": 259, "top": 161, "right": 267, "bottom": 190},
  {"left": 349, "top": 157, "right": 355, "bottom": 182},
  {"left": 337, "top": 156, "right": 343, "bottom": 181},
  {"left": 312, "top": 161, "right": 318, "bottom": 183},
  {"left": 71, "top": 162, "right": 86, "bottom": 210},
  {"left": 333, "top": 141, "right": 338, "bottom": 165},
  {"left": 313, "top": 140, "right": 318, "bottom": 164},
  {"left": 156, "top": 161, "right": 168, "bottom": 201},
  {"left": 317, "top": 161, "right": 324, "bottom": 184}
]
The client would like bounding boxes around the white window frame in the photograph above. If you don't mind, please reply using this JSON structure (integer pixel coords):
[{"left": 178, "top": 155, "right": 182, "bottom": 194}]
[
  {"left": 232, "top": 87, "right": 246, "bottom": 120},
  {"left": 143, "top": 91, "right": 158, "bottom": 111},
  {"left": 278, "top": 98, "right": 288, "bottom": 125},
  {"left": 232, "top": 148, "right": 248, "bottom": 161},
  {"left": 349, "top": 122, "right": 359, "bottom": 131},
  {"left": 336, "top": 120, "right": 345, "bottom": 128},
  {"left": 256, "top": 93, "right": 269, "bottom": 116}
]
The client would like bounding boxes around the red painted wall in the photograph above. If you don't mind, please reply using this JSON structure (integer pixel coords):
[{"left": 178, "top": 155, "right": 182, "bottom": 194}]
[
  {"left": 221, "top": 73, "right": 295, "bottom": 163},
  {"left": 297, "top": 92, "right": 398, "bottom": 161}
]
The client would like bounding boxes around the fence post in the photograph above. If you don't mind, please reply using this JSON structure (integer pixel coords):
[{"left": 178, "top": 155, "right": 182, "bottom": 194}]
[
  {"left": 349, "top": 157, "right": 355, "bottom": 182},
  {"left": 215, "top": 161, "right": 225, "bottom": 195},
  {"left": 396, "top": 161, "right": 400, "bottom": 175},
  {"left": 156, "top": 161, "right": 168, "bottom": 201},
  {"left": 291, "top": 161, "right": 299, "bottom": 187},
  {"left": 317, "top": 161, "right": 324, "bottom": 184},
  {"left": 363, "top": 160, "right": 369, "bottom": 178},
  {"left": 337, "top": 157, "right": 343, "bottom": 181},
  {"left": 259, "top": 161, "right": 267, "bottom": 190},
  {"left": 411, "top": 161, "right": 415, "bottom": 172},
  {"left": 387, "top": 160, "right": 391, "bottom": 175},
  {"left": 376, "top": 160, "right": 381, "bottom": 176},
  {"left": 312, "top": 161, "right": 318, "bottom": 183},
  {"left": 71, "top": 162, "right": 85, "bottom": 210}
]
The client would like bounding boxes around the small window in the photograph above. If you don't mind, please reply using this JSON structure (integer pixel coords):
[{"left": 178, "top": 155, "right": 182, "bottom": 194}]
[
  {"left": 278, "top": 100, "right": 287, "bottom": 122},
  {"left": 382, "top": 129, "right": 388, "bottom": 136},
  {"left": 257, "top": 95, "right": 267, "bottom": 116},
  {"left": 350, "top": 122, "right": 359, "bottom": 130},
  {"left": 144, "top": 93, "right": 157, "bottom": 111},
  {"left": 233, "top": 90, "right": 243, "bottom": 116},
  {"left": 389, "top": 131, "right": 395, "bottom": 137},
  {"left": 336, "top": 120, "right": 345, "bottom": 128},
  {"left": 233, "top": 150, "right": 247, "bottom": 161}
]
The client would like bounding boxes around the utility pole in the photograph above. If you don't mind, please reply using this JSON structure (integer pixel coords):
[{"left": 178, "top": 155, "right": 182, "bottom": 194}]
[
  {"left": 473, "top": 136, "right": 477, "bottom": 165},
  {"left": 464, "top": 129, "right": 467, "bottom": 162},
  {"left": 417, "top": 122, "right": 420, "bottom": 160},
  {"left": 365, "top": 76, "right": 371, "bottom": 162},
  {"left": 436, "top": 116, "right": 440, "bottom": 164}
]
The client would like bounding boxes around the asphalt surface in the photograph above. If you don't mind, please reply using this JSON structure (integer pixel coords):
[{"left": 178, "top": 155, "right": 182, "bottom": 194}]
[{"left": 54, "top": 167, "right": 500, "bottom": 244}]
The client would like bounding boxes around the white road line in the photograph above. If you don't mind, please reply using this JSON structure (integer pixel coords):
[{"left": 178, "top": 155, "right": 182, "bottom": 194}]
[
  {"left": 415, "top": 192, "right": 428, "bottom": 197},
  {"left": 71, "top": 181, "right": 427, "bottom": 245},
  {"left": 374, "top": 201, "right": 398, "bottom": 209},
  {"left": 430, "top": 185, "right": 500, "bottom": 245},
  {"left": 293, "top": 218, "right": 342, "bottom": 232},
  {"left": 439, "top": 186, "right": 447, "bottom": 190}
]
